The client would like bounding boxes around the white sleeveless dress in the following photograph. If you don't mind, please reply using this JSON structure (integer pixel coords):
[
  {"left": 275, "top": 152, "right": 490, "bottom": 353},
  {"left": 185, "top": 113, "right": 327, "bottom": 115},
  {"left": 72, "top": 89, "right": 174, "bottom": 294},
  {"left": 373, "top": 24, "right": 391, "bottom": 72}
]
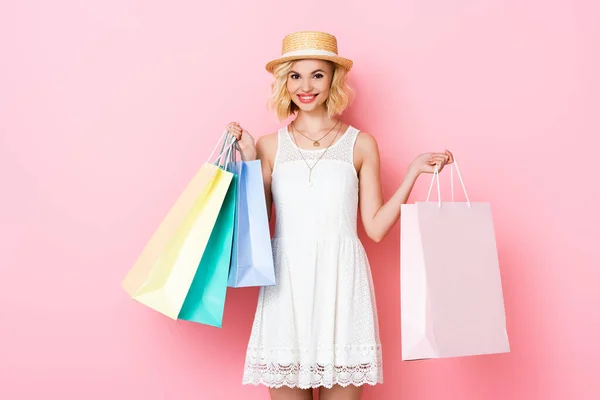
[{"left": 242, "top": 125, "right": 383, "bottom": 389}]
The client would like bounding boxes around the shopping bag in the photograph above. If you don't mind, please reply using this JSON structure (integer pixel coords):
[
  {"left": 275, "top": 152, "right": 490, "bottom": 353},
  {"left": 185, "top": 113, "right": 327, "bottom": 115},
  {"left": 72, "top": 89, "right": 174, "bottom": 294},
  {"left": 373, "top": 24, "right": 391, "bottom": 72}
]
[
  {"left": 121, "top": 130, "right": 236, "bottom": 320},
  {"left": 400, "top": 158, "right": 510, "bottom": 360},
  {"left": 226, "top": 142, "right": 275, "bottom": 288},
  {"left": 178, "top": 144, "right": 238, "bottom": 327}
]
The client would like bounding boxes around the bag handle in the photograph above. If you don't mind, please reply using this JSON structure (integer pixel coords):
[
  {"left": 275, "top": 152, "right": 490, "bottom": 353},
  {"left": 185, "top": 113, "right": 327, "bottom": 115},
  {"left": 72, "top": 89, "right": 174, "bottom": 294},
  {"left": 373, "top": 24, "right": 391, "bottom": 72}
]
[
  {"left": 222, "top": 133, "right": 237, "bottom": 167},
  {"left": 223, "top": 130, "right": 241, "bottom": 166},
  {"left": 209, "top": 129, "right": 237, "bottom": 169},
  {"left": 232, "top": 141, "right": 238, "bottom": 163},
  {"left": 218, "top": 130, "right": 243, "bottom": 166},
  {"left": 425, "top": 156, "right": 471, "bottom": 208},
  {"left": 226, "top": 133, "right": 238, "bottom": 164}
]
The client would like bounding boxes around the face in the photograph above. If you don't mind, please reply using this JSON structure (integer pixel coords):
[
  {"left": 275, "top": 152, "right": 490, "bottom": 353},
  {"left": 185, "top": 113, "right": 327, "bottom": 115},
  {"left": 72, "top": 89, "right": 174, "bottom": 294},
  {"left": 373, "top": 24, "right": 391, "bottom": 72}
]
[{"left": 286, "top": 59, "right": 334, "bottom": 112}]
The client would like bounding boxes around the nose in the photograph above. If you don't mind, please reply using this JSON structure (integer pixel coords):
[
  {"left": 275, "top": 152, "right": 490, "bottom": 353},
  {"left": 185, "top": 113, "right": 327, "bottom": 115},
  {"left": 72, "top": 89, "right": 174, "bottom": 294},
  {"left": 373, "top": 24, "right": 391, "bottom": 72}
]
[{"left": 301, "top": 78, "right": 312, "bottom": 93}]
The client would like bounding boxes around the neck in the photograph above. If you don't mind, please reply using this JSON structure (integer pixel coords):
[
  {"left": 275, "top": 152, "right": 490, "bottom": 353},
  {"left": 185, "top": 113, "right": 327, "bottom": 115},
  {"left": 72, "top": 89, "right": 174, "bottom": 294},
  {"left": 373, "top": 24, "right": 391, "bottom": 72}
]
[{"left": 293, "top": 107, "right": 338, "bottom": 133}]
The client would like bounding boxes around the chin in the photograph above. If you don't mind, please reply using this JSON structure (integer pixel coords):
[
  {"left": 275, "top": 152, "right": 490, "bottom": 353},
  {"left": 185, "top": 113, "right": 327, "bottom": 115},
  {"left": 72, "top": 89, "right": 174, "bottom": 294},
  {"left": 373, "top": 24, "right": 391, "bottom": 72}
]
[{"left": 294, "top": 101, "right": 326, "bottom": 112}]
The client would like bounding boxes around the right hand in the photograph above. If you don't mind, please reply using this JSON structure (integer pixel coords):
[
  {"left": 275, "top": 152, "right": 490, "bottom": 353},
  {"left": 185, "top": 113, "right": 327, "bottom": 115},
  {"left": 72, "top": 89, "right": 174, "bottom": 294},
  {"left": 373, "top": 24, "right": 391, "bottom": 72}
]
[
  {"left": 408, "top": 149, "right": 454, "bottom": 175},
  {"left": 226, "top": 121, "right": 257, "bottom": 160}
]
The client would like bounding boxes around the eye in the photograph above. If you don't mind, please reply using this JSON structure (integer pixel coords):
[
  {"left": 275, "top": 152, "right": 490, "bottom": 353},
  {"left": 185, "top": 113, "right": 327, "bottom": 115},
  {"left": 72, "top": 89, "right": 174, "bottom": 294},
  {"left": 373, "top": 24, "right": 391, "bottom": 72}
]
[
  {"left": 290, "top": 73, "right": 300, "bottom": 79},
  {"left": 313, "top": 73, "right": 324, "bottom": 79}
]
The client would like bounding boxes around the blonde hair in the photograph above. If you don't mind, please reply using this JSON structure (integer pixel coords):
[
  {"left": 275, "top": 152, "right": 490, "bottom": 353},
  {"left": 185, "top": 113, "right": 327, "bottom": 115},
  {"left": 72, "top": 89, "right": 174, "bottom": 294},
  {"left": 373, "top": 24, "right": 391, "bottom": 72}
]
[{"left": 268, "top": 60, "right": 354, "bottom": 120}]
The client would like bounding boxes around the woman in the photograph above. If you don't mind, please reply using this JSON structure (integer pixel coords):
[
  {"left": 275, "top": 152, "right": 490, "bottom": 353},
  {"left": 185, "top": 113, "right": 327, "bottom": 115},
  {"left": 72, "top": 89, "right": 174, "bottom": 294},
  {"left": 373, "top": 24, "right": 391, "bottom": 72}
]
[{"left": 226, "top": 31, "right": 453, "bottom": 400}]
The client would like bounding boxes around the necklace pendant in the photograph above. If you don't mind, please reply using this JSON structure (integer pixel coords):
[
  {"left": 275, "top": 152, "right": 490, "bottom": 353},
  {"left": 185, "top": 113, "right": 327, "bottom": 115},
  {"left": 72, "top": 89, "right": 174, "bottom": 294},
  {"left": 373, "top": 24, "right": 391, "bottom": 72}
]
[{"left": 313, "top": 141, "right": 320, "bottom": 147}]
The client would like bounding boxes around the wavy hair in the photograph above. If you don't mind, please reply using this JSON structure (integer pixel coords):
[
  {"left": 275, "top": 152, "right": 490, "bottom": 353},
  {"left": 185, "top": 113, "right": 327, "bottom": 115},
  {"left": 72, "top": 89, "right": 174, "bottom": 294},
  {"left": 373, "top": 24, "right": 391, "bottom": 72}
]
[{"left": 268, "top": 60, "right": 354, "bottom": 120}]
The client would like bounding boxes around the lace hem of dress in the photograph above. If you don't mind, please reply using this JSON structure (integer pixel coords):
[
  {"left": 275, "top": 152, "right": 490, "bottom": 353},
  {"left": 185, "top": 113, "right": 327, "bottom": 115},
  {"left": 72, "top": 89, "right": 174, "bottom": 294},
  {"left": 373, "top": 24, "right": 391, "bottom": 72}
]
[
  {"left": 242, "top": 361, "right": 383, "bottom": 389},
  {"left": 242, "top": 346, "right": 383, "bottom": 389}
]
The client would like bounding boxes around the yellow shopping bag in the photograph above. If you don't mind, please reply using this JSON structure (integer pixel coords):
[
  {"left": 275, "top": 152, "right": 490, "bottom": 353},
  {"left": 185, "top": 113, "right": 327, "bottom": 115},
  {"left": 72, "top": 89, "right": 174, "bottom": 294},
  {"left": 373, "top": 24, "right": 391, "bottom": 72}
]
[{"left": 122, "top": 131, "right": 235, "bottom": 319}]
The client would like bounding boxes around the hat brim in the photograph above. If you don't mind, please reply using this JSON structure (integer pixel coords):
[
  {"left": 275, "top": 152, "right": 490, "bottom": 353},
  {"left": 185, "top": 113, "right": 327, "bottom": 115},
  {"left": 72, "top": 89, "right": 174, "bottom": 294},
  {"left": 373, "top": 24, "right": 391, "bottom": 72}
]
[{"left": 265, "top": 55, "right": 353, "bottom": 74}]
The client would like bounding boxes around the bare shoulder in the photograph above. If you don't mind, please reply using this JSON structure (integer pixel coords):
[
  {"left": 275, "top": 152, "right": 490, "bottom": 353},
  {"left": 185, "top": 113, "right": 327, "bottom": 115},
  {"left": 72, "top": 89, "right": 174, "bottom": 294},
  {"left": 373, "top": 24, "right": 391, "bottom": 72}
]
[
  {"left": 355, "top": 130, "right": 380, "bottom": 156},
  {"left": 256, "top": 131, "right": 278, "bottom": 153},
  {"left": 256, "top": 131, "right": 279, "bottom": 166}
]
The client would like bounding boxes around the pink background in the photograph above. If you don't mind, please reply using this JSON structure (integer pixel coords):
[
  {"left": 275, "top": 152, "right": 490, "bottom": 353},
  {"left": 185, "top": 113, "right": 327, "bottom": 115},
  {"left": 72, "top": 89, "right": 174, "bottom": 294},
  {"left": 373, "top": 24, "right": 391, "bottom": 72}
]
[{"left": 1, "top": 1, "right": 598, "bottom": 399}]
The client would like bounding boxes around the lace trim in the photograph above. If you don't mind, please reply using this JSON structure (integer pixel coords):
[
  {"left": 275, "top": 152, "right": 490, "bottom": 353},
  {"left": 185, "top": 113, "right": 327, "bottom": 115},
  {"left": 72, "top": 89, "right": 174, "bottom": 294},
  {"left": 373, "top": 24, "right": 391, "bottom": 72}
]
[{"left": 242, "top": 346, "right": 383, "bottom": 389}]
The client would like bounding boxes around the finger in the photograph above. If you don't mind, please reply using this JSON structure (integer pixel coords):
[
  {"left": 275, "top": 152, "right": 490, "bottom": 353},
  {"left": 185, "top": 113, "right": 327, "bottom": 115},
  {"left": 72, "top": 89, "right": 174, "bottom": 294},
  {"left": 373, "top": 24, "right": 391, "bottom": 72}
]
[
  {"left": 228, "top": 130, "right": 241, "bottom": 141},
  {"left": 429, "top": 156, "right": 447, "bottom": 165},
  {"left": 430, "top": 160, "right": 447, "bottom": 170},
  {"left": 429, "top": 152, "right": 447, "bottom": 161},
  {"left": 432, "top": 154, "right": 449, "bottom": 162}
]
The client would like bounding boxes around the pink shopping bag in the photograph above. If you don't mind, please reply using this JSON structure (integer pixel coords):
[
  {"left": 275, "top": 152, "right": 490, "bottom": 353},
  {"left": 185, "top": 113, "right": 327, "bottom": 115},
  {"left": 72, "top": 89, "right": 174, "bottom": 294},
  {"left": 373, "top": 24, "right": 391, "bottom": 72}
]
[{"left": 400, "top": 158, "right": 510, "bottom": 360}]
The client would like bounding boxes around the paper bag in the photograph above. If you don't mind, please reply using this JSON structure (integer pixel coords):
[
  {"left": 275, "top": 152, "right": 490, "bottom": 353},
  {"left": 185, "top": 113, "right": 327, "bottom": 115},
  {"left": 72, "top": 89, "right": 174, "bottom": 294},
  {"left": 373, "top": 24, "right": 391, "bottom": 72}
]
[{"left": 400, "top": 159, "right": 510, "bottom": 360}]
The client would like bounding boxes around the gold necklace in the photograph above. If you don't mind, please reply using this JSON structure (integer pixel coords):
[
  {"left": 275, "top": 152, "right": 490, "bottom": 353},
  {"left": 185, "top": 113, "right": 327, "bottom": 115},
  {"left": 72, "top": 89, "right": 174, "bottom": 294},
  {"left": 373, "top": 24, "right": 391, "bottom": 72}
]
[
  {"left": 291, "top": 122, "right": 342, "bottom": 187},
  {"left": 292, "top": 119, "right": 340, "bottom": 147}
]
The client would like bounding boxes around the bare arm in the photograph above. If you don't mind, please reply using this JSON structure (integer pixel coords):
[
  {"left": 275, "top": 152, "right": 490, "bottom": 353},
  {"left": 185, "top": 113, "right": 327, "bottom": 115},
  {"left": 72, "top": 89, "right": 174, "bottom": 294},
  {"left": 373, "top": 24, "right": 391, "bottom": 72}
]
[{"left": 356, "top": 132, "right": 452, "bottom": 243}]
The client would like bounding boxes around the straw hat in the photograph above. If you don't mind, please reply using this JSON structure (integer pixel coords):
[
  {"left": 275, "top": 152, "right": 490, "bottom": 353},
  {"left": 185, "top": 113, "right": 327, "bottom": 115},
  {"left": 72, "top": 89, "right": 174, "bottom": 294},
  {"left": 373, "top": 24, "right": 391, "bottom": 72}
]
[{"left": 265, "top": 31, "right": 353, "bottom": 74}]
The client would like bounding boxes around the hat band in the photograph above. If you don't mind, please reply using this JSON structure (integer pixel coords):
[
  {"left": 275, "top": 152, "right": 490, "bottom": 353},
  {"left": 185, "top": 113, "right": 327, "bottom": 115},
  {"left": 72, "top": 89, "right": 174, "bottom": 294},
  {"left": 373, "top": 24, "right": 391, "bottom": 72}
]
[{"left": 280, "top": 49, "right": 338, "bottom": 58}]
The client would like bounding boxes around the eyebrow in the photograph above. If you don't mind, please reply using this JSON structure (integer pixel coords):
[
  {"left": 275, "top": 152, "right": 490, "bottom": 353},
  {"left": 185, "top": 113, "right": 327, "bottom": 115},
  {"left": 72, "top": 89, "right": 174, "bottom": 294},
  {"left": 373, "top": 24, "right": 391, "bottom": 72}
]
[{"left": 289, "top": 69, "right": 326, "bottom": 75}]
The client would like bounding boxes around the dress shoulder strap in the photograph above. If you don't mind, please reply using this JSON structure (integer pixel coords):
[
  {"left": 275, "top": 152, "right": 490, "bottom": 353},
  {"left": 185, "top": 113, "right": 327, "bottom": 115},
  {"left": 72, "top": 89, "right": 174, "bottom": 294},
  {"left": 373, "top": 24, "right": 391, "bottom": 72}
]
[
  {"left": 345, "top": 126, "right": 360, "bottom": 165},
  {"left": 273, "top": 127, "right": 295, "bottom": 172}
]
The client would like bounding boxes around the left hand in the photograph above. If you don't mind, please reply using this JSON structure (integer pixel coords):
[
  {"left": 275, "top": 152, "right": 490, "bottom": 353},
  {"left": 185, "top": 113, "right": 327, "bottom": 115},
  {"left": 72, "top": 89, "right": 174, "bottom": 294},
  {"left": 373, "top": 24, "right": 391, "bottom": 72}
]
[{"left": 408, "top": 149, "right": 454, "bottom": 175}]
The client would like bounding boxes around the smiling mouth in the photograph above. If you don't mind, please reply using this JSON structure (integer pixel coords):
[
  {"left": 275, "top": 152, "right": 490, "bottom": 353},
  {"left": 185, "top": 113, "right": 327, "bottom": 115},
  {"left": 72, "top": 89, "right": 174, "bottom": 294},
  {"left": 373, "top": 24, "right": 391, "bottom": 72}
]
[{"left": 298, "top": 94, "right": 318, "bottom": 103}]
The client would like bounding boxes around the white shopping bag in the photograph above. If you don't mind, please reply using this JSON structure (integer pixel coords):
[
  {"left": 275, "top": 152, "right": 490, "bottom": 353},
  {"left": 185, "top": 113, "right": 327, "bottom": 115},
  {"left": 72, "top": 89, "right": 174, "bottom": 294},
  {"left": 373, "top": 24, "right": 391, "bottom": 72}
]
[{"left": 400, "top": 158, "right": 510, "bottom": 360}]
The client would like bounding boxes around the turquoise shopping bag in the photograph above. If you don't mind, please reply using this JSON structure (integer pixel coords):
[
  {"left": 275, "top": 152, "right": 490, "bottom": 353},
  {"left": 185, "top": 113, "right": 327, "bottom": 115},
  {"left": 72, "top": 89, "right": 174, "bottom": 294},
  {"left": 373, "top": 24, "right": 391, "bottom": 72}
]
[{"left": 178, "top": 148, "right": 238, "bottom": 327}]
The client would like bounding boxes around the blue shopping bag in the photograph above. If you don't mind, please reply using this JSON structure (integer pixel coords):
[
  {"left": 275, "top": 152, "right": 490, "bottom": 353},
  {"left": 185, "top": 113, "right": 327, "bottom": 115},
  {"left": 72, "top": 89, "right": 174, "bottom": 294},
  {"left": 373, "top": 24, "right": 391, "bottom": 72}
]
[{"left": 226, "top": 141, "right": 276, "bottom": 288}]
